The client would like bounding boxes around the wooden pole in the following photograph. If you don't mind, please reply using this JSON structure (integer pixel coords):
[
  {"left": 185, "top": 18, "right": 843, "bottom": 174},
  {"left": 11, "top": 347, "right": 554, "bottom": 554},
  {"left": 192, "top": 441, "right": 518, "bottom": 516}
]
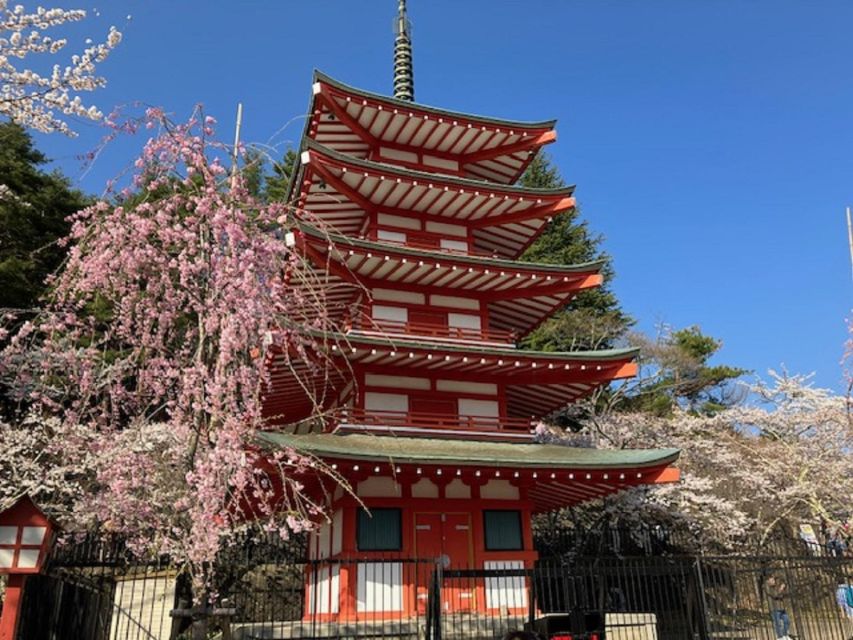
[
  {"left": 847, "top": 207, "right": 853, "bottom": 283},
  {"left": 230, "top": 102, "right": 243, "bottom": 189},
  {"left": 0, "top": 575, "right": 26, "bottom": 640}
]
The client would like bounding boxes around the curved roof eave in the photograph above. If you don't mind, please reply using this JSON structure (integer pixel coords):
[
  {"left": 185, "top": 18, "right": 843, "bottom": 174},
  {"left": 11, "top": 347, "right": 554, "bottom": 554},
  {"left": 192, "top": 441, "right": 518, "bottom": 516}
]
[
  {"left": 305, "top": 329, "right": 640, "bottom": 363},
  {"left": 301, "top": 140, "right": 575, "bottom": 197},
  {"left": 257, "top": 431, "right": 680, "bottom": 470},
  {"left": 297, "top": 222, "right": 603, "bottom": 274},
  {"left": 313, "top": 70, "right": 558, "bottom": 131}
]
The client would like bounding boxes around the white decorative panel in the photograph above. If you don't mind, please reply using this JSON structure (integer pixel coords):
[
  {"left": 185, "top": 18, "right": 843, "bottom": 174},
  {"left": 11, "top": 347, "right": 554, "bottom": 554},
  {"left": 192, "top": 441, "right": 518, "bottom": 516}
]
[
  {"left": 307, "top": 565, "right": 341, "bottom": 614},
  {"left": 366, "top": 374, "right": 430, "bottom": 390},
  {"left": 448, "top": 313, "right": 481, "bottom": 330},
  {"left": 377, "top": 229, "right": 407, "bottom": 243},
  {"left": 357, "top": 562, "right": 403, "bottom": 612},
  {"left": 365, "top": 392, "right": 409, "bottom": 413},
  {"left": 458, "top": 398, "right": 499, "bottom": 418},
  {"left": 484, "top": 561, "right": 527, "bottom": 610},
  {"left": 445, "top": 478, "right": 471, "bottom": 499},
  {"left": 429, "top": 295, "right": 480, "bottom": 310},
  {"left": 440, "top": 239, "right": 469, "bottom": 252},
  {"left": 0, "top": 527, "right": 16, "bottom": 545},
  {"left": 373, "top": 288, "right": 425, "bottom": 304},
  {"left": 378, "top": 213, "right": 421, "bottom": 230},
  {"left": 481, "top": 479, "right": 520, "bottom": 500},
  {"left": 425, "top": 221, "right": 467, "bottom": 237},
  {"left": 0, "top": 549, "right": 14, "bottom": 568},
  {"left": 411, "top": 478, "right": 439, "bottom": 498},
  {"left": 437, "top": 380, "right": 497, "bottom": 395},
  {"left": 357, "top": 477, "right": 402, "bottom": 498},
  {"left": 372, "top": 305, "right": 408, "bottom": 322}
]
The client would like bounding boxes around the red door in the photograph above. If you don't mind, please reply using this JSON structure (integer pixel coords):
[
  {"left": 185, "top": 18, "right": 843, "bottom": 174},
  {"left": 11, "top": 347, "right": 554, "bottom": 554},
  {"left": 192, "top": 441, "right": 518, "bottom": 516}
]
[{"left": 414, "top": 513, "right": 474, "bottom": 613}]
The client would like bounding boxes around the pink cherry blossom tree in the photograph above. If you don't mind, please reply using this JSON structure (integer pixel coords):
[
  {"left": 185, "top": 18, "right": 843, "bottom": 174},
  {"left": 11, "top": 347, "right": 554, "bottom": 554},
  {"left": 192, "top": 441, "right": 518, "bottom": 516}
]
[
  {"left": 1, "top": 108, "right": 342, "bottom": 596},
  {"left": 1, "top": 1, "right": 122, "bottom": 135}
]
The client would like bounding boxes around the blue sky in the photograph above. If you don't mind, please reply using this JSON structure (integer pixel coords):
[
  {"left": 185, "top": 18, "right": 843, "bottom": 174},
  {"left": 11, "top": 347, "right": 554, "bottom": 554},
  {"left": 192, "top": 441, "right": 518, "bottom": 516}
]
[{"left": 31, "top": 1, "right": 853, "bottom": 391}]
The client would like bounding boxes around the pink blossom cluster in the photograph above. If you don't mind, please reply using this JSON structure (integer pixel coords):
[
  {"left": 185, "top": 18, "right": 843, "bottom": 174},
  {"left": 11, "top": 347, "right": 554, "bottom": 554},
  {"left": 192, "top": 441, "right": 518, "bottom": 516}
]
[{"left": 2, "top": 109, "right": 339, "bottom": 596}]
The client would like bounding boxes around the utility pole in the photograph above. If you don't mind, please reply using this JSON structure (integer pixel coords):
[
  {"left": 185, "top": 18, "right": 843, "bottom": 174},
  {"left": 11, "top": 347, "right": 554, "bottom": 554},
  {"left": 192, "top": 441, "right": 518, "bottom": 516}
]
[
  {"left": 230, "top": 102, "right": 243, "bottom": 189},
  {"left": 847, "top": 207, "right": 853, "bottom": 283}
]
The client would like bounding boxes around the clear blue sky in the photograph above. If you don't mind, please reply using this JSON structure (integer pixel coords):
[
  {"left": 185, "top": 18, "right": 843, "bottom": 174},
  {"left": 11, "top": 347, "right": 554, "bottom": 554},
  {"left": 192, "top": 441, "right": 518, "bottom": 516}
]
[{"left": 32, "top": 1, "right": 853, "bottom": 391}]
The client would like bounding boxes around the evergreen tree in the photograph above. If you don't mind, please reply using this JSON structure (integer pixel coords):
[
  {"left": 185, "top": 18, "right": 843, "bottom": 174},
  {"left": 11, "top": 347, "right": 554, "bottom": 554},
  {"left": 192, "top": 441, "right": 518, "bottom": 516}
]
[
  {"left": 263, "top": 149, "right": 298, "bottom": 203},
  {"left": 0, "top": 122, "right": 89, "bottom": 310},
  {"left": 623, "top": 325, "right": 749, "bottom": 416},
  {"left": 519, "top": 154, "right": 632, "bottom": 350}
]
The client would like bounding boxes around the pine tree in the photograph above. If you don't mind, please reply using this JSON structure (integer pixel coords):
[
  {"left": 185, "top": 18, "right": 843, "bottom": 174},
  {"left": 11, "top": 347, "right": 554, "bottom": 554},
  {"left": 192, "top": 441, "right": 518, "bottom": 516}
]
[
  {"left": 519, "top": 154, "right": 632, "bottom": 351},
  {"left": 0, "top": 122, "right": 89, "bottom": 310}
]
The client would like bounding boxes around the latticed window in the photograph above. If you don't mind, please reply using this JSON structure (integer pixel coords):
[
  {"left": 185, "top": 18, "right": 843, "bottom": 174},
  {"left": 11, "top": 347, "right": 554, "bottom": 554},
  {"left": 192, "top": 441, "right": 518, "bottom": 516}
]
[
  {"left": 357, "top": 508, "right": 402, "bottom": 551},
  {"left": 483, "top": 510, "right": 523, "bottom": 550}
]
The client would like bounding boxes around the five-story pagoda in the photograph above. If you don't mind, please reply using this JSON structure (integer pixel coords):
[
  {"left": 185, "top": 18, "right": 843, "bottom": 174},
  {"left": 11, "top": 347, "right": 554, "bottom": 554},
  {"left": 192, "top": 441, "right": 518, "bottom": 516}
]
[{"left": 258, "top": 0, "right": 679, "bottom": 621}]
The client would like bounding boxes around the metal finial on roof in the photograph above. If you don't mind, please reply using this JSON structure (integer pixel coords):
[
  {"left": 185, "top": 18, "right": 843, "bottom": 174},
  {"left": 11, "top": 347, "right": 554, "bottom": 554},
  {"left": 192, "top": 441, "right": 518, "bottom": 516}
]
[{"left": 393, "top": 0, "right": 414, "bottom": 101}]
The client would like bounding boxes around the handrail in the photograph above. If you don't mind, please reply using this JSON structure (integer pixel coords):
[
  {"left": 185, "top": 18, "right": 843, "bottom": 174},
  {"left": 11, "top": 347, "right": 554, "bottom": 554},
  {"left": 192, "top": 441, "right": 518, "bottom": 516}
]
[
  {"left": 339, "top": 408, "right": 534, "bottom": 433},
  {"left": 353, "top": 315, "right": 516, "bottom": 344}
]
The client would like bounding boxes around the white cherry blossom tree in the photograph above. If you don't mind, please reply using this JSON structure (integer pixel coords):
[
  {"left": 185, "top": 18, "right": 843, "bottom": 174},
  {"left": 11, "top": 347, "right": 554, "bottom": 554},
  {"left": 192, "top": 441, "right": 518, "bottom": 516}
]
[{"left": 1, "top": 2, "right": 122, "bottom": 135}]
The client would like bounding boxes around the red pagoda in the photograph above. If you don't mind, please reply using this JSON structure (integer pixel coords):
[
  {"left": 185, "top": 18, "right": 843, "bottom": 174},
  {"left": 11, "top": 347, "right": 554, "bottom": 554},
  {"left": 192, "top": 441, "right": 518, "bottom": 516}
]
[{"left": 258, "top": 0, "right": 679, "bottom": 622}]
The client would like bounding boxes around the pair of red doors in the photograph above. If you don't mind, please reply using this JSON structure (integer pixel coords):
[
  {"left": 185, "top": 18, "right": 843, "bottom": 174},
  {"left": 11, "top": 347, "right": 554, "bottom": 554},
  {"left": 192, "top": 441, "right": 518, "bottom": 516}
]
[{"left": 414, "top": 513, "right": 475, "bottom": 613}]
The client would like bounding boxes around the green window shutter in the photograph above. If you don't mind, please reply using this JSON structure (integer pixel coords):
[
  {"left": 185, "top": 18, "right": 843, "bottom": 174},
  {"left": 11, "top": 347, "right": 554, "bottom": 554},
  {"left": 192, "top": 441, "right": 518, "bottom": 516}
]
[
  {"left": 483, "top": 510, "right": 523, "bottom": 551},
  {"left": 357, "top": 508, "right": 402, "bottom": 551}
]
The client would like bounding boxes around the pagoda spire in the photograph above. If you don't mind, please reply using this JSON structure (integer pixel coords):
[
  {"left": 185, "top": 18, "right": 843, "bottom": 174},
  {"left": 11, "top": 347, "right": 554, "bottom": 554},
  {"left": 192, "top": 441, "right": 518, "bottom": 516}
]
[{"left": 393, "top": 0, "right": 414, "bottom": 101}]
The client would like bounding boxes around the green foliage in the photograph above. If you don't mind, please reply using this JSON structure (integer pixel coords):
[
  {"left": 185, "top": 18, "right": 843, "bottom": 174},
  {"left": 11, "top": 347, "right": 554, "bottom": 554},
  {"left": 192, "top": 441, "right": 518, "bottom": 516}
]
[
  {"left": 624, "top": 325, "right": 749, "bottom": 416},
  {"left": 241, "top": 149, "right": 265, "bottom": 199},
  {"left": 263, "top": 149, "right": 298, "bottom": 203},
  {"left": 519, "top": 154, "right": 633, "bottom": 350},
  {"left": 0, "top": 122, "right": 89, "bottom": 310}
]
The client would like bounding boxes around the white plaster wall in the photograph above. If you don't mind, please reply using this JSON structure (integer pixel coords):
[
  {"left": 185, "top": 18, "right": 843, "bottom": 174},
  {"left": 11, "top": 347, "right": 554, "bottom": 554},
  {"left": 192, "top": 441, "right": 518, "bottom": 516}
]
[
  {"left": 445, "top": 478, "right": 471, "bottom": 499},
  {"left": 357, "top": 477, "right": 402, "bottom": 498},
  {"left": 373, "top": 288, "right": 425, "bottom": 304},
  {"left": 357, "top": 562, "right": 403, "bottom": 612},
  {"left": 437, "top": 380, "right": 497, "bottom": 395},
  {"left": 480, "top": 479, "right": 520, "bottom": 500},
  {"left": 411, "top": 478, "right": 439, "bottom": 498},
  {"left": 484, "top": 560, "right": 527, "bottom": 610}
]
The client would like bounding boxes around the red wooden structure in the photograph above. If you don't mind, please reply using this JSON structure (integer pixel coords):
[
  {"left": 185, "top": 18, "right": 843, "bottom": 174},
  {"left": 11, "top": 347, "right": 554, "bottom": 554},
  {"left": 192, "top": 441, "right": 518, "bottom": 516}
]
[
  {"left": 256, "top": 68, "right": 681, "bottom": 622},
  {"left": 0, "top": 496, "right": 56, "bottom": 640}
]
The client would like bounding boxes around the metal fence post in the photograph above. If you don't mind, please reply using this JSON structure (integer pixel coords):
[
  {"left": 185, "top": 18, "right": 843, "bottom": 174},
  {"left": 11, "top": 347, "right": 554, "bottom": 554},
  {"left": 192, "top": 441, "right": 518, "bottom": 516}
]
[{"left": 692, "top": 556, "right": 711, "bottom": 640}]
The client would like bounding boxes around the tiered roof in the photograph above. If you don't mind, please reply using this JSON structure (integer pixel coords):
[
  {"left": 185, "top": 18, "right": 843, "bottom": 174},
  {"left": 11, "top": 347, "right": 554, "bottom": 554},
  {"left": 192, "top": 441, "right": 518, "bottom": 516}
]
[
  {"left": 259, "top": 69, "right": 679, "bottom": 498},
  {"left": 307, "top": 72, "right": 556, "bottom": 184},
  {"left": 294, "top": 141, "right": 574, "bottom": 258}
]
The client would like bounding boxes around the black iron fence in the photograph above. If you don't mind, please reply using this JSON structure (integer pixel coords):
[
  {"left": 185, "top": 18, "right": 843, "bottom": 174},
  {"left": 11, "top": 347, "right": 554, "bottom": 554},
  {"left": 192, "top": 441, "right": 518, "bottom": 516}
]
[{"left": 12, "top": 534, "right": 853, "bottom": 639}]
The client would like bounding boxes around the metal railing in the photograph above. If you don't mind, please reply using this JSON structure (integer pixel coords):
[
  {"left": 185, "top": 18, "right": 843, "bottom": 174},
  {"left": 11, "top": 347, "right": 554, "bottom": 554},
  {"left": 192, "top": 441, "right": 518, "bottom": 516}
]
[
  {"left": 338, "top": 407, "right": 535, "bottom": 434},
  {"left": 19, "top": 531, "right": 853, "bottom": 640}
]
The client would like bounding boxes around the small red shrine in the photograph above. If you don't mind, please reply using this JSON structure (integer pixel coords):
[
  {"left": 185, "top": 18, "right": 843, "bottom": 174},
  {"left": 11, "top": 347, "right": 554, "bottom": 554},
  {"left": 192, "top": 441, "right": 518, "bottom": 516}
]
[{"left": 258, "top": 0, "right": 679, "bottom": 621}]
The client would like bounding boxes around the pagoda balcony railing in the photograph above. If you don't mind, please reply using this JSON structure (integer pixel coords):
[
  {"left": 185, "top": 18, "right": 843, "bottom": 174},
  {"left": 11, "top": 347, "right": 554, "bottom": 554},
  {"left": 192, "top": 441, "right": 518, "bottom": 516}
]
[
  {"left": 351, "top": 316, "right": 517, "bottom": 345},
  {"left": 337, "top": 407, "right": 534, "bottom": 434}
]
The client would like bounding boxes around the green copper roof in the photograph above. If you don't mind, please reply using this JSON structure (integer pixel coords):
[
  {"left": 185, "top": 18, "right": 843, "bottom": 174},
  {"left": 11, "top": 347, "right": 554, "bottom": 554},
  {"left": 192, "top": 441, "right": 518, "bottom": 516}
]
[
  {"left": 308, "top": 329, "right": 639, "bottom": 363},
  {"left": 314, "top": 70, "right": 557, "bottom": 131},
  {"left": 301, "top": 140, "right": 576, "bottom": 197},
  {"left": 257, "top": 431, "right": 679, "bottom": 470},
  {"left": 298, "top": 222, "right": 602, "bottom": 275}
]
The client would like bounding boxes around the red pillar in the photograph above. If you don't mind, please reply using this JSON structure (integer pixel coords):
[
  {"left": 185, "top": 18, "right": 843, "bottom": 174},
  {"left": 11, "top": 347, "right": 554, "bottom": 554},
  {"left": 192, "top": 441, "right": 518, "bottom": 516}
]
[{"left": 0, "top": 574, "right": 26, "bottom": 640}]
